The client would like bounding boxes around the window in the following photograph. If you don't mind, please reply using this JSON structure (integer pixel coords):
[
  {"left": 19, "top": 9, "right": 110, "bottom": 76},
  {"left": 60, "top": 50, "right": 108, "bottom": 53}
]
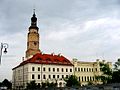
[
  {"left": 92, "top": 68, "right": 93, "bottom": 72},
  {"left": 87, "top": 76, "right": 89, "bottom": 81},
  {"left": 75, "top": 67, "right": 77, "bottom": 71},
  {"left": 32, "top": 67, "right": 35, "bottom": 71},
  {"left": 66, "top": 75, "right": 68, "bottom": 78},
  {"left": 78, "top": 68, "right": 80, "bottom": 72},
  {"left": 57, "top": 75, "right": 59, "bottom": 78},
  {"left": 32, "top": 74, "right": 35, "bottom": 79},
  {"left": 93, "top": 77, "right": 94, "bottom": 81},
  {"left": 49, "top": 75, "right": 51, "bottom": 79},
  {"left": 66, "top": 69, "right": 68, "bottom": 72},
  {"left": 84, "top": 68, "right": 86, "bottom": 72},
  {"left": 62, "top": 68, "right": 64, "bottom": 72},
  {"left": 90, "top": 76, "right": 92, "bottom": 81},
  {"left": 82, "top": 76, "right": 83, "bottom": 81},
  {"left": 43, "top": 67, "right": 45, "bottom": 71},
  {"left": 79, "top": 76, "right": 80, "bottom": 81},
  {"left": 38, "top": 75, "right": 40, "bottom": 79},
  {"left": 96, "top": 68, "right": 97, "bottom": 71},
  {"left": 53, "top": 68, "right": 55, "bottom": 72},
  {"left": 53, "top": 75, "right": 55, "bottom": 78},
  {"left": 57, "top": 68, "right": 59, "bottom": 72},
  {"left": 38, "top": 67, "right": 40, "bottom": 71},
  {"left": 48, "top": 68, "right": 51, "bottom": 72},
  {"left": 70, "top": 69, "right": 72, "bottom": 72},
  {"left": 87, "top": 68, "right": 88, "bottom": 72},
  {"left": 46, "top": 58, "right": 51, "bottom": 61},
  {"left": 81, "top": 68, "right": 83, "bottom": 72},
  {"left": 43, "top": 75, "right": 46, "bottom": 79},
  {"left": 85, "top": 76, "right": 86, "bottom": 81},
  {"left": 62, "top": 75, "right": 64, "bottom": 78},
  {"left": 89, "top": 68, "right": 91, "bottom": 72},
  {"left": 37, "top": 58, "right": 42, "bottom": 60}
]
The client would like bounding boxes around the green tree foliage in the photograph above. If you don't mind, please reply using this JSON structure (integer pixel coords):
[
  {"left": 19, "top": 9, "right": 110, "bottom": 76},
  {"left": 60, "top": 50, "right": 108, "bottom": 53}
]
[
  {"left": 112, "top": 70, "right": 120, "bottom": 83},
  {"left": 45, "top": 82, "right": 57, "bottom": 87},
  {"left": 64, "top": 75, "right": 80, "bottom": 87},
  {"left": 26, "top": 80, "right": 58, "bottom": 89},
  {"left": 95, "top": 62, "right": 112, "bottom": 84},
  {"left": 112, "top": 59, "right": 120, "bottom": 83},
  {"left": 26, "top": 80, "right": 37, "bottom": 89},
  {"left": 114, "top": 59, "right": 120, "bottom": 70},
  {"left": 2, "top": 79, "right": 12, "bottom": 89}
]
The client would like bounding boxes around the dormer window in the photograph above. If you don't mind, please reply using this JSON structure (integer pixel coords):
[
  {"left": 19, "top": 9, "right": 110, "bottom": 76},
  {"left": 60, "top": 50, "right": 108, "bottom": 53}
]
[
  {"left": 46, "top": 58, "right": 51, "bottom": 61},
  {"left": 37, "top": 58, "right": 42, "bottom": 60}
]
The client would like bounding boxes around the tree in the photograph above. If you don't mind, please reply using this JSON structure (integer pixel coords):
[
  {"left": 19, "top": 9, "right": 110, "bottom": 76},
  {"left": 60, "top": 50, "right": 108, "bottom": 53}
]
[
  {"left": 41, "top": 82, "right": 46, "bottom": 88},
  {"left": 64, "top": 75, "right": 80, "bottom": 87},
  {"left": 42, "top": 81, "right": 57, "bottom": 88},
  {"left": 112, "top": 70, "right": 120, "bottom": 83},
  {"left": 26, "top": 80, "right": 37, "bottom": 90},
  {"left": 95, "top": 62, "right": 112, "bottom": 84},
  {"left": 114, "top": 59, "right": 120, "bottom": 70},
  {"left": 112, "top": 59, "right": 120, "bottom": 83},
  {"left": 2, "top": 79, "right": 12, "bottom": 89}
]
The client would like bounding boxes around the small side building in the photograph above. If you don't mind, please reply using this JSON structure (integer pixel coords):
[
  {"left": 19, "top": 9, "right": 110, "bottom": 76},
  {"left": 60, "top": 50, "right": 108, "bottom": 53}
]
[{"left": 72, "top": 59, "right": 112, "bottom": 86}]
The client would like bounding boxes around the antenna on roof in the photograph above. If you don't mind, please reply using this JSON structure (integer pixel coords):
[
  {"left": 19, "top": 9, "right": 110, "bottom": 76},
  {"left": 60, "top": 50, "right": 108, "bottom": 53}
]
[
  {"left": 22, "top": 57, "right": 24, "bottom": 61},
  {"left": 58, "top": 53, "right": 61, "bottom": 57},
  {"left": 102, "top": 53, "right": 105, "bottom": 60},
  {"left": 51, "top": 52, "right": 54, "bottom": 56},
  {"left": 41, "top": 51, "right": 43, "bottom": 54}
]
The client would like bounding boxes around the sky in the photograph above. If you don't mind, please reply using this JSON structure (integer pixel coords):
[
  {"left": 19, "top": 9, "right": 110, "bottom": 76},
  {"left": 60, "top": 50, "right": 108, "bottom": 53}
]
[{"left": 0, "top": 0, "right": 120, "bottom": 81}]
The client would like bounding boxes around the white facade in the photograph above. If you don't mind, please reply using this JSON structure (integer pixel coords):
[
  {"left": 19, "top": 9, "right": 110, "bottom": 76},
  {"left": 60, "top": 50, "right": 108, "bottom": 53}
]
[
  {"left": 12, "top": 63, "right": 73, "bottom": 89},
  {"left": 72, "top": 59, "right": 112, "bottom": 86}
]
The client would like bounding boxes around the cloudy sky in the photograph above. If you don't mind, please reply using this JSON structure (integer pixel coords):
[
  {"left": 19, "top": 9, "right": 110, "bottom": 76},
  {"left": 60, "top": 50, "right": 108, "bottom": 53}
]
[{"left": 0, "top": 0, "right": 120, "bottom": 81}]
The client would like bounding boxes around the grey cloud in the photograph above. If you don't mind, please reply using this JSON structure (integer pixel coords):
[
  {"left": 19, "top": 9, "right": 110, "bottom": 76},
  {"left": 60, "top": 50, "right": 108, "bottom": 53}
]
[{"left": 1, "top": 0, "right": 120, "bottom": 81}]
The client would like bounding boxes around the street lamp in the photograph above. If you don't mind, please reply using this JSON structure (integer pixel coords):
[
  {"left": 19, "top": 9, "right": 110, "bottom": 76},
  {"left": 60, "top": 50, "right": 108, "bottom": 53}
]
[{"left": 0, "top": 43, "right": 8, "bottom": 64}]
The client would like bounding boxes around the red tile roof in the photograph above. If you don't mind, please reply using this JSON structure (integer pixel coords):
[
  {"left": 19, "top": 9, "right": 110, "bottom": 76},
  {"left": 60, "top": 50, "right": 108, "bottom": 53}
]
[{"left": 13, "top": 53, "right": 73, "bottom": 70}]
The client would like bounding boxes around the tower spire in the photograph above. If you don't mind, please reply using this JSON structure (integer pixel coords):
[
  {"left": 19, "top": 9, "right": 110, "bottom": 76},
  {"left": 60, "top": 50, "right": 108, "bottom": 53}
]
[
  {"left": 33, "top": 9, "right": 35, "bottom": 15},
  {"left": 29, "top": 9, "right": 38, "bottom": 29},
  {"left": 26, "top": 10, "right": 40, "bottom": 58}
]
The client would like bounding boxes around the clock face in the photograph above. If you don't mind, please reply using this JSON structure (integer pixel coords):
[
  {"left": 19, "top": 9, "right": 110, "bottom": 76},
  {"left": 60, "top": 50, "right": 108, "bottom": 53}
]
[{"left": 34, "top": 42, "right": 37, "bottom": 46}]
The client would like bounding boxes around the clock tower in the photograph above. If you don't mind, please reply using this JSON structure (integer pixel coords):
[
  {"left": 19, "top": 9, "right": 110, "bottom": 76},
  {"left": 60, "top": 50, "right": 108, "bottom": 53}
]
[{"left": 26, "top": 10, "right": 40, "bottom": 58}]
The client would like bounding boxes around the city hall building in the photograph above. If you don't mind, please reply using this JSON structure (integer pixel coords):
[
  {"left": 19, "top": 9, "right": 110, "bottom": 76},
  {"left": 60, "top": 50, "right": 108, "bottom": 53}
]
[{"left": 12, "top": 11, "right": 73, "bottom": 89}]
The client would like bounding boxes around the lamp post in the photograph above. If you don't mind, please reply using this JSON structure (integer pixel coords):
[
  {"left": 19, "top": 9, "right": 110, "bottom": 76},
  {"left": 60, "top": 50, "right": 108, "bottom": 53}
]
[{"left": 0, "top": 43, "right": 8, "bottom": 64}]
